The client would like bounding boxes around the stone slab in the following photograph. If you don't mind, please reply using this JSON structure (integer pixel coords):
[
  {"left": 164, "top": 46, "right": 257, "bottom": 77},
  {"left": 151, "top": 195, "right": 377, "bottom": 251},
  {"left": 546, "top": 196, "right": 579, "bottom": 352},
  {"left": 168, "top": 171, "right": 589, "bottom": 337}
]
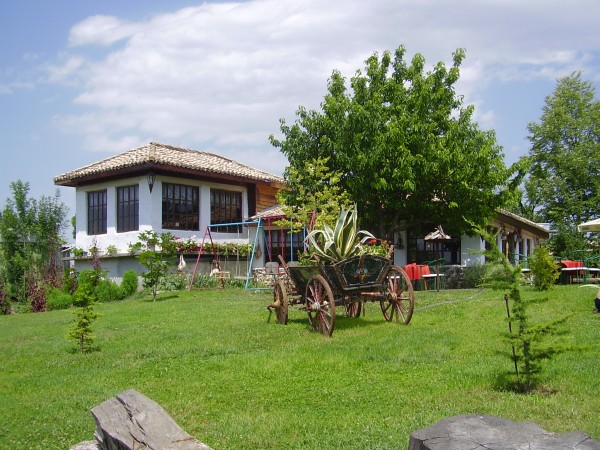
[{"left": 409, "top": 414, "right": 600, "bottom": 450}]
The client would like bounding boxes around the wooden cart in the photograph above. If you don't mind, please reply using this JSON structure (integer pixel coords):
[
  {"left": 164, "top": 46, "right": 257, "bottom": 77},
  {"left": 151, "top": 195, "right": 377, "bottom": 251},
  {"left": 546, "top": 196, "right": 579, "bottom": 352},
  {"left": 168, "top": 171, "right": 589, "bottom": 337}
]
[{"left": 267, "top": 254, "right": 415, "bottom": 336}]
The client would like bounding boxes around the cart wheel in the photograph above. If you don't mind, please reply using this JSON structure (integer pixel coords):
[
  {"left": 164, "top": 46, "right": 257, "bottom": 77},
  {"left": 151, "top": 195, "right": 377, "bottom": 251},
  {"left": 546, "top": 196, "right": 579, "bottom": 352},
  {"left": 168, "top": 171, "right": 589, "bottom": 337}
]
[
  {"left": 380, "top": 266, "right": 414, "bottom": 324},
  {"left": 305, "top": 275, "right": 336, "bottom": 336},
  {"left": 345, "top": 301, "right": 362, "bottom": 318},
  {"left": 273, "top": 280, "right": 289, "bottom": 325}
]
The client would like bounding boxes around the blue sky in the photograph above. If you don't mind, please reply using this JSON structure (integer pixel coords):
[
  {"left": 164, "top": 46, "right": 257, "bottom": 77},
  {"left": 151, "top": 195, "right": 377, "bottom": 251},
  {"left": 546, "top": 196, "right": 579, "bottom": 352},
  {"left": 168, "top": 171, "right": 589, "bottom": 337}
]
[{"left": 2, "top": 0, "right": 599, "bottom": 218}]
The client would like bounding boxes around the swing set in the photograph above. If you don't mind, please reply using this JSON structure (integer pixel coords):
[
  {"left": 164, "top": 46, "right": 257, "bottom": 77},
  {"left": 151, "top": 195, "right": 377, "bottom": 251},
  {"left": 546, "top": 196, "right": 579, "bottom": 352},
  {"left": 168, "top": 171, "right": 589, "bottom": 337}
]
[
  {"left": 187, "top": 212, "right": 314, "bottom": 291},
  {"left": 188, "top": 218, "right": 264, "bottom": 290}
]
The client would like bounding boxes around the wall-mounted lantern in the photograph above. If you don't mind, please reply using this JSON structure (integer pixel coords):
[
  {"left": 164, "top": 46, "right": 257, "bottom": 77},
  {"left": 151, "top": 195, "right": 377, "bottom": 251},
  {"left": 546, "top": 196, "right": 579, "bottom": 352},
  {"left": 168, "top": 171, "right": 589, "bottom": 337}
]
[{"left": 147, "top": 173, "right": 156, "bottom": 193}]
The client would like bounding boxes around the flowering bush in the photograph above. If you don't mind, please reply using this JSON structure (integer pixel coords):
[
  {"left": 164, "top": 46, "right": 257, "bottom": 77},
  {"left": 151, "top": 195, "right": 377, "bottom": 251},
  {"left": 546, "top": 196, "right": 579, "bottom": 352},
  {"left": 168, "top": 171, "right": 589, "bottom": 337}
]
[
  {"left": 174, "top": 236, "right": 201, "bottom": 253},
  {"left": 28, "top": 279, "right": 47, "bottom": 313},
  {"left": 173, "top": 237, "right": 252, "bottom": 257},
  {"left": 362, "top": 239, "right": 392, "bottom": 258},
  {"left": 0, "top": 281, "right": 11, "bottom": 314}
]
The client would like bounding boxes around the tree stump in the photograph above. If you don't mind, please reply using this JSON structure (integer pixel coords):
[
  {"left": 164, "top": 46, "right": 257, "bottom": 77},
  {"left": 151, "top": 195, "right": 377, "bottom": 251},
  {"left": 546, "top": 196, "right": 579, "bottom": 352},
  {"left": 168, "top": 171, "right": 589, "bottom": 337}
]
[
  {"left": 72, "top": 389, "right": 212, "bottom": 450},
  {"left": 409, "top": 414, "right": 600, "bottom": 450}
]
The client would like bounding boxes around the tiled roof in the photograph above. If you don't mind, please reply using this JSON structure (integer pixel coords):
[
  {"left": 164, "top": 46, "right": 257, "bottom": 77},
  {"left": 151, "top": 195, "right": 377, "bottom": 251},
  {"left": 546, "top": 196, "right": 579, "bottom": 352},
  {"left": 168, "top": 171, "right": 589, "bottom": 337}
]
[
  {"left": 251, "top": 205, "right": 285, "bottom": 219},
  {"left": 497, "top": 209, "right": 550, "bottom": 235},
  {"left": 54, "top": 142, "right": 284, "bottom": 186}
]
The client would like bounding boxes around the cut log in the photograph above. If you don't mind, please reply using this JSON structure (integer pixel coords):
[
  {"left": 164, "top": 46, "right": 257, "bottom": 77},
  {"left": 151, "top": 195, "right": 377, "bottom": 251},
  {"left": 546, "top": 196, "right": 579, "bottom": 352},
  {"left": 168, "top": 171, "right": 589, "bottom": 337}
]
[{"left": 90, "top": 389, "right": 212, "bottom": 450}]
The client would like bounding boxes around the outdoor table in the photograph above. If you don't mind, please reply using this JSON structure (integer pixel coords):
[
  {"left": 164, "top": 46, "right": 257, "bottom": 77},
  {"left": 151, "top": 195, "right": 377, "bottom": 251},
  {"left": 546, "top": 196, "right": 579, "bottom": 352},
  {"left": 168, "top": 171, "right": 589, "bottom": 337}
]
[
  {"left": 559, "top": 260, "right": 586, "bottom": 284},
  {"left": 405, "top": 264, "right": 444, "bottom": 290},
  {"left": 404, "top": 264, "right": 427, "bottom": 290}
]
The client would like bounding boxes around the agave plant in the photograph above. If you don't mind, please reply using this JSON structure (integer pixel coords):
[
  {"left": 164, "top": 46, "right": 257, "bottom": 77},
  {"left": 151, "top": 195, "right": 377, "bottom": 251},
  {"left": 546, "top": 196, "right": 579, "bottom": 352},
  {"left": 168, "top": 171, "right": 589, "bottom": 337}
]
[{"left": 306, "top": 205, "right": 375, "bottom": 263}]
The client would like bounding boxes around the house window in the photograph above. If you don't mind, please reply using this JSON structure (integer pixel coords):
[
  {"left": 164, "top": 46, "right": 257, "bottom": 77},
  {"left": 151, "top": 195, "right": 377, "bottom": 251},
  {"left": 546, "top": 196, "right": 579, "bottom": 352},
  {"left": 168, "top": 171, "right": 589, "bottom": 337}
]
[
  {"left": 265, "top": 228, "right": 305, "bottom": 263},
  {"left": 162, "top": 183, "right": 199, "bottom": 230},
  {"left": 211, "top": 189, "right": 242, "bottom": 233},
  {"left": 407, "top": 228, "right": 461, "bottom": 265},
  {"left": 117, "top": 185, "right": 139, "bottom": 232},
  {"left": 87, "top": 190, "right": 107, "bottom": 235}
]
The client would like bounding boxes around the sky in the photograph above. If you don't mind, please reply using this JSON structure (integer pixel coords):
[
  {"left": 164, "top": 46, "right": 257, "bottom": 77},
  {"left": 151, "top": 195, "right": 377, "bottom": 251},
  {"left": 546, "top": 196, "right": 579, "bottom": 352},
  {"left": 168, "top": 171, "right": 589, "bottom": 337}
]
[{"left": 1, "top": 0, "right": 600, "bottom": 218}]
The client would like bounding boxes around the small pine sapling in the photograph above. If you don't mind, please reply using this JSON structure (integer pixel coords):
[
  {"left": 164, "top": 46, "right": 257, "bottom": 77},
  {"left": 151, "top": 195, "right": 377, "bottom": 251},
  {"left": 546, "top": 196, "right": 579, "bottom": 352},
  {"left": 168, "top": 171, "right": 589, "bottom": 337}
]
[
  {"left": 477, "top": 227, "right": 572, "bottom": 393},
  {"left": 68, "top": 304, "right": 98, "bottom": 353},
  {"left": 68, "top": 246, "right": 104, "bottom": 352}
]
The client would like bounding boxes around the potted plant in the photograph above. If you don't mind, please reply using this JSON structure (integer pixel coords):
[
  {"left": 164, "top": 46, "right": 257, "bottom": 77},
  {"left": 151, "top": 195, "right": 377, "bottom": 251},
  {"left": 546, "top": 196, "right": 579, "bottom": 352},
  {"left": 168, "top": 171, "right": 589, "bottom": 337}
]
[
  {"left": 128, "top": 242, "right": 143, "bottom": 256},
  {"left": 306, "top": 204, "right": 376, "bottom": 264}
]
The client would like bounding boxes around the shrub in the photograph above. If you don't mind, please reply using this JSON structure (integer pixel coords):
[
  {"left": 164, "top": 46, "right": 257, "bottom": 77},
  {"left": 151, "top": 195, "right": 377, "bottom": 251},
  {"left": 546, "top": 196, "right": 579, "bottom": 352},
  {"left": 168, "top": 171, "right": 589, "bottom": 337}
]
[
  {"left": 95, "top": 279, "right": 126, "bottom": 302},
  {"left": 128, "top": 241, "right": 143, "bottom": 255},
  {"left": 226, "top": 277, "right": 247, "bottom": 288},
  {"left": 528, "top": 246, "right": 559, "bottom": 291},
  {"left": 444, "top": 265, "right": 464, "bottom": 289},
  {"left": 191, "top": 273, "right": 220, "bottom": 289},
  {"left": 75, "top": 269, "right": 97, "bottom": 305},
  {"left": 28, "top": 278, "right": 47, "bottom": 313},
  {"left": 462, "top": 264, "right": 487, "bottom": 288},
  {"left": 63, "top": 268, "right": 78, "bottom": 295},
  {"left": 47, "top": 287, "right": 74, "bottom": 310},
  {"left": 158, "top": 273, "right": 188, "bottom": 291},
  {"left": 0, "top": 281, "right": 12, "bottom": 314},
  {"left": 121, "top": 270, "right": 139, "bottom": 297}
]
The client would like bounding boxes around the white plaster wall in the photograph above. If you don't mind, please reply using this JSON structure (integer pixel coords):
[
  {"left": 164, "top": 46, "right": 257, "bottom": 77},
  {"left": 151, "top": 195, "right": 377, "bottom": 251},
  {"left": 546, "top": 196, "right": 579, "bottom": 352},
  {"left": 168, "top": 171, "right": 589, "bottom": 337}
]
[
  {"left": 74, "top": 175, "right": 250, "bottom": 256},
  {"left": 461, "top": 234, "right": 485, "bottom": 266},
  {"left": 75, "top": 176, "right": 151, "bottom": 255},
  {"left": 393, "top": 230, "right": 408, "bottom": 266}
]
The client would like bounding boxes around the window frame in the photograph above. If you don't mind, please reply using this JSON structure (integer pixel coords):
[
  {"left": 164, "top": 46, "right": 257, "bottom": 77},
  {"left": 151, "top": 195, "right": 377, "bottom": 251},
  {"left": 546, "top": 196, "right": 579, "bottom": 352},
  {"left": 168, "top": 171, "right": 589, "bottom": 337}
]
[
  {"left": 161, "top": 182, "right": 200, "bottom": 231},
  {"left": 210, "top": 189, "right": 243, "bottom": 233},
  {"left": 87, "top": 190, "right": 107, "bottom": 235},
  {"left": 116, "top": 184, "right": 139, "bottom": 233},
  {"left": 265, "top": 228, "right": 305, "bottom": 263}
]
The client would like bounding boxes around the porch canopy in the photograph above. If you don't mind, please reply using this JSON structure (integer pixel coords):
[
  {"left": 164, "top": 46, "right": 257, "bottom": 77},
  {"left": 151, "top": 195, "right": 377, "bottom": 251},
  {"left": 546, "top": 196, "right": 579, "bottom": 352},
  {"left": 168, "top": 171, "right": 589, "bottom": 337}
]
[
  {"left": 577, "top": 218, "right": 600, "bottom": 232},
  {"left": 424, "top": 225, "right": 452, "bottom": 291}
]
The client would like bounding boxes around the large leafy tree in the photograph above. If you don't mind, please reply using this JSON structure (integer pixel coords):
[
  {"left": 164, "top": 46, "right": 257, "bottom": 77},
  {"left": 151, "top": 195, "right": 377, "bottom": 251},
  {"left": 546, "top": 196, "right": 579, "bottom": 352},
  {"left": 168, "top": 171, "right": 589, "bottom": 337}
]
[
  {"left": 276, "top": 156, "right": 352, "bottom": 231},
  {"left": 270, "top": 45, "right": 515, "bottom": 240},
  {"left": 524, "top": 72, "right": 600, "bottom": 228},
  {"left": 0, "top": 181, "right": 68, "bottom": 301}
]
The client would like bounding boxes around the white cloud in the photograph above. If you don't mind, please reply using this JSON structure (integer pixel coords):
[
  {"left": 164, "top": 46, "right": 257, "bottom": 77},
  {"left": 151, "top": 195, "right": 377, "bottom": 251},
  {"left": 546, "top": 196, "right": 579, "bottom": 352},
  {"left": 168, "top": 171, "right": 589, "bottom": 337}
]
[
  {"left": 48, "top": 0, "right": 600, "bottom": 174},
  {"left": 45, "top": 54, "right": 86, "bottom": 83},
  {"left": 68, "top": 15, "right": 141, "bottom": 47}
]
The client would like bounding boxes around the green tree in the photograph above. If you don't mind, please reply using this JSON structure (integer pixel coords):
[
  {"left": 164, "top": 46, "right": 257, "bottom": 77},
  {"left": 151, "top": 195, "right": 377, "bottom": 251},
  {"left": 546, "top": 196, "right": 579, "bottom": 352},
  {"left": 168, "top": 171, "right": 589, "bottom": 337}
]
[
  {"left": 271, "top": 45, "right": 517, "bottom": 240},
  {"left": 524, "top": 72, "right": 600, "bottom": 228},
  {"left": 135, "top": 231, "right": 176, "bottom": 301},
  {"left": 0, "top": 181, "right": 68, "bottom": 302},
  {"left": 548, "top": 222, "right": 588, "bottom": 260},
  {"left": 276, "top": 156, "right": 352, "bottom": 231}
]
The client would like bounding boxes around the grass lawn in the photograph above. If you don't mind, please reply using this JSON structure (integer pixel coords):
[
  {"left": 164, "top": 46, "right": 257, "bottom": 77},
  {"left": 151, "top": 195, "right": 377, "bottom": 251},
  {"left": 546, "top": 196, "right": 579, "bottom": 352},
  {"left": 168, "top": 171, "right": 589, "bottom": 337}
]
[{"left": 0, "top": 285, "right": 598, "bottom": 449}]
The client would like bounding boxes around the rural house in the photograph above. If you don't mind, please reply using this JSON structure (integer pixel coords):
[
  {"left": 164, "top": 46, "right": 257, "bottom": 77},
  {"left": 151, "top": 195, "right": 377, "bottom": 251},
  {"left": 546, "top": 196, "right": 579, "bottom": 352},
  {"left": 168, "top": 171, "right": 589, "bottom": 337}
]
[{"left": 54, "top": 142, "right": 285, "bottom": 278}]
